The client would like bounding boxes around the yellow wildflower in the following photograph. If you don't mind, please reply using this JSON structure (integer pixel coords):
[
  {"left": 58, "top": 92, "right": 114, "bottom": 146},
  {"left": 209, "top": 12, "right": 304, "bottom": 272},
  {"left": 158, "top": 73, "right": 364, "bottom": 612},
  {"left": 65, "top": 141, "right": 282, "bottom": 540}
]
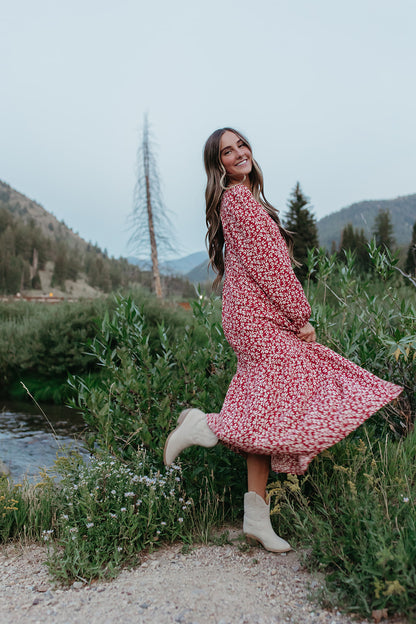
[{"left": 383, "top": 580, "right": 406, "bottom": 597}]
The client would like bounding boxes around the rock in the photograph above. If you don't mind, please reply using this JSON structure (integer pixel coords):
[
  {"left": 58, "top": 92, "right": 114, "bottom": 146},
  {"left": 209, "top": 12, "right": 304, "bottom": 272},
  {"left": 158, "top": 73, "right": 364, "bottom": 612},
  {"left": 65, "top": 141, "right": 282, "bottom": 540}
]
[{"left": 0, "top": 460, "right": 10, "bottom": 476}]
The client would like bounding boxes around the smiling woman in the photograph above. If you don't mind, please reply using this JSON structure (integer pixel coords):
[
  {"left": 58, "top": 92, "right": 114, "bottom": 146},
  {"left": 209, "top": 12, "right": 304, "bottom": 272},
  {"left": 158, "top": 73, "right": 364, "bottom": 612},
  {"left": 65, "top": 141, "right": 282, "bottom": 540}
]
[{"left": 163, "top": 126, "right": 403, "bottom": 555}]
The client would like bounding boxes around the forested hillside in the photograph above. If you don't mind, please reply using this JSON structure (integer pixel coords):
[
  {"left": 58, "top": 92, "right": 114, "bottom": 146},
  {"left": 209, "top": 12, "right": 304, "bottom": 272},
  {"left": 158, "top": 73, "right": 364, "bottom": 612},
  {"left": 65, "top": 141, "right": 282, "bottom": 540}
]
[
  {"left": 318, "top": 193, "right": 416, "bottom": 250},
  {"left": 0, "top": 180, "right": 193, "bottom": 297}
]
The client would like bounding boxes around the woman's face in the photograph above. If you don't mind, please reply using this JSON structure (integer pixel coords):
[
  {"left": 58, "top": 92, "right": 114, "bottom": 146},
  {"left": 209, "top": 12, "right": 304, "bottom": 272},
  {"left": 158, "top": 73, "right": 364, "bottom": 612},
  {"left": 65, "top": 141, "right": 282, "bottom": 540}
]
[{"left": 219, "top": 130, "right": 252, "bottom": 183}]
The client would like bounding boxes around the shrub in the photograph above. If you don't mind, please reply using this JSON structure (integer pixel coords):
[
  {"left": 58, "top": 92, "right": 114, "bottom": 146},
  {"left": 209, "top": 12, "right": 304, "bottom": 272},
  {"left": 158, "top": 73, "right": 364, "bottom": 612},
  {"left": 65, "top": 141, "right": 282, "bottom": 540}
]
[
  {"left": 268, "top": 430, "right": 416, "bottom": 620},
  {"left": 45, "top": 451, "right": 194, "bottom": 583},
  {"left": 68, "top": 294, "right": 245, "bottom": 507}
]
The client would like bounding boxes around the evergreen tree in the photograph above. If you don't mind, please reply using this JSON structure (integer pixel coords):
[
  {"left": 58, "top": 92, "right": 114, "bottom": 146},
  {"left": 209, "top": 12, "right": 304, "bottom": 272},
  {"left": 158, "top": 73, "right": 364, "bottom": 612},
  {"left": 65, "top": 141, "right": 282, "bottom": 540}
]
[
  {"left": 52, "top": 248, "right": 68, "bottom": 289},
  {"left": 373, "top": 209, "right": 395, "bottom": 251},
  {"left": 284, "top": 182, "right": 319, "bottom": 282},
  {"left": 339, "top": 223, "right": 370, "bottom": 272},
  {"left": 405, "top": 221, "right": 416, "bottom": 276}
]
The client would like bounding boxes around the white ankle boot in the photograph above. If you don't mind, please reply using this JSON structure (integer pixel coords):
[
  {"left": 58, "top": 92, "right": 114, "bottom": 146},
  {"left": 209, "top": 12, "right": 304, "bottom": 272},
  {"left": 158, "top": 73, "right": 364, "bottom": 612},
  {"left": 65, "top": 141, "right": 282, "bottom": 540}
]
[
  {"left": 163, "top": 408, "right": 218, "bottom": 466},
  {"left": 243, "top": 491, "right": 292, "bottom": 553}
]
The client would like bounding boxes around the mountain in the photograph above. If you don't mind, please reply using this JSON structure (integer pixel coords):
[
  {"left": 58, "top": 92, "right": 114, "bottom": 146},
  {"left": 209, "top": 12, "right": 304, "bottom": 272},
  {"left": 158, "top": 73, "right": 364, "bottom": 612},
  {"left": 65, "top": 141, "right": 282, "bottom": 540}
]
[
  {"left": 317, "top": 194, "right": 416, "bottom": 250},
  {"left": 0, "top": 180, "right": 192, "bottom": 298},
  {"left": 128, "top": 251, "right": 208, "bottom": 276},
  {"left": 164, "top": 251, "right": 208, "bottom": 275},
  {"left": 0, "top": 180, "right": 89, "bottom": 252},
  {"left": 186, "top": 258, "right": 215, "bottom": 284}
]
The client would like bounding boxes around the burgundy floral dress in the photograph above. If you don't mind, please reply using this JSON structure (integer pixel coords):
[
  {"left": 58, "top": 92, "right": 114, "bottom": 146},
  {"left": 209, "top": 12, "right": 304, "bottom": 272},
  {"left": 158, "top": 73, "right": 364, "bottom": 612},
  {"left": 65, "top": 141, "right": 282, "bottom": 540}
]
[{"left": 206, "top": 184, "right": 403, "bottom": 474}]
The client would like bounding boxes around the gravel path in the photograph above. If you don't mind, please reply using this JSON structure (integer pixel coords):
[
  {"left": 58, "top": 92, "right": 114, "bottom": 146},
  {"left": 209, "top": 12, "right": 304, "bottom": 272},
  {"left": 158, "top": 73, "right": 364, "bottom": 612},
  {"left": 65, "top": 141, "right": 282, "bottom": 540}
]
[{"left": 0, "top": 532, "right": 376, "bottom": 624}]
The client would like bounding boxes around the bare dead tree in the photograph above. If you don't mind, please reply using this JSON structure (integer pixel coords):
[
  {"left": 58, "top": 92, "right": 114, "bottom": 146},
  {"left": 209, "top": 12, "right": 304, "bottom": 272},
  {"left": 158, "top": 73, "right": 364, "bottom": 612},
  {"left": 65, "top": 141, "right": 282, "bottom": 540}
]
[{"left": 129, "top": 114, "right": 176, "bottom": 299}]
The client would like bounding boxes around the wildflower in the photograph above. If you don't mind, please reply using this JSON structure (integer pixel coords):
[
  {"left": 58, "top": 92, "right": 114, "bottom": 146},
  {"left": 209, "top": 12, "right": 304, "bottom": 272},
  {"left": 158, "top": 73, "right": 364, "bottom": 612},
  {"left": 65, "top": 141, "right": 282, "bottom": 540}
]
[
  {"left": 347, "top": 481, "right": 357, "bottom": 497},
  {"left": 160, "top": 521, "right": 167, "bottom": 526},
  {"left": 69, "top": 527, "right": 78, "bottom": 533},
  {"left": 111, "top": 490, "right": 116, "bottom": 495},
  {"left": 62, "top": 514, "right": 69, "bottom": 520},
  {"left": 178, "top": 517, "right": 183, "bottom": 523},
  {"left": 124, "top": 492, "right": 135, "bottom": 498},
  {"left": 383, "top": 580, "right": 406, "bottom": 597},
  {"left": 182, "top": 506, "right": 187, "bottom": 510},
  {"left": 117, "top": 546, "right": 123, "bottom": 552},
  {"left": 175, "top": 477, "right": 181, "bottom": 482},
  {"left": 86, "top": 522, "right": 94, "bottom": 529},
  {"left": 109, "top": 513, "right": 117, "bottom": 519},
  {"left": 135, "top": 500, "right": 142, "bottom": 507},
  {"left": 179, "top": 497, "right": 184, "bottom": 503},
  {"left": 120, "top": 507, "right": 127, "bottom": 512},
  {"left": 156, "top": 530, "right": 161, "bottom": 535},
  {"left": 402, "top": 497, "right": 409, "bottom": 503}
]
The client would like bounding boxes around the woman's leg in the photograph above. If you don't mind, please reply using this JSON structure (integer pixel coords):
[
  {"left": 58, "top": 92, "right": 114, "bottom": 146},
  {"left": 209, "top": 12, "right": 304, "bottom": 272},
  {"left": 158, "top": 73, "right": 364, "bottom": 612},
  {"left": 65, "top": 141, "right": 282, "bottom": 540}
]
[
  {"left": 246, "top": 453, "right": 270, "bottom": 500},
  {"left": 244, "top": 453, "right": 291, "bottom": 552}
]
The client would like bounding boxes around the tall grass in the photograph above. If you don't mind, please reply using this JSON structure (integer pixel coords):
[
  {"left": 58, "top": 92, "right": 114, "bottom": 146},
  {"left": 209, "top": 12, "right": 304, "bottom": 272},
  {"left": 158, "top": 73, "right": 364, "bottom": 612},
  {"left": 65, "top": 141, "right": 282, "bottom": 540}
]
[{"left": 268, "top": 430, "right": 416, "bottom": 619}]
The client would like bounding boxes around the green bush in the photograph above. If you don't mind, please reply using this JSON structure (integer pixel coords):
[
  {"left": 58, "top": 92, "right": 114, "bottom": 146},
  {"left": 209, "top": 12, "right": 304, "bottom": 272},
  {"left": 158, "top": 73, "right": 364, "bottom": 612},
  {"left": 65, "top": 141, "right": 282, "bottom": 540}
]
[
  {"left": 0, "top": 289, "right": 194, "bottom": 402},
  {"left": 69, "top": 294, "right": 245, "bottom": 507},
  {"left": 45, "top": 451, "right": 194, "bottom": 583},
  {"left": 268, "top": 431, "right": 416, "bottom": 620}
]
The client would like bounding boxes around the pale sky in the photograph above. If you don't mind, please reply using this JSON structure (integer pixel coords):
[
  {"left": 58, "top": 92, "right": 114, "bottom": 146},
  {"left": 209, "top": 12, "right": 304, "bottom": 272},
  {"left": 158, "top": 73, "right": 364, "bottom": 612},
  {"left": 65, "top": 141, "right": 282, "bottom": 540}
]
[{"left": 1, "top": 0, "right": 415, "bottom": 260}]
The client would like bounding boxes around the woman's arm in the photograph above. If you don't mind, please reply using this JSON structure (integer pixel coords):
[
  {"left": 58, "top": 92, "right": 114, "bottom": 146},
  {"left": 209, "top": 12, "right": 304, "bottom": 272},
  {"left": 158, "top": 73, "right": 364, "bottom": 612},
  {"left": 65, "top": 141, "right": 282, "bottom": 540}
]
[{"left": 221, "top": 185, "right": 311, "bottom": 330}]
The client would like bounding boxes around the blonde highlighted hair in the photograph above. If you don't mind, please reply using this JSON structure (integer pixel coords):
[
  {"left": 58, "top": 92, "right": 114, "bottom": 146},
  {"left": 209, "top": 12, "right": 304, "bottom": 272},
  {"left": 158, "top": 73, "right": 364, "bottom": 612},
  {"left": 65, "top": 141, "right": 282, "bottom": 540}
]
[{"left": 204, "top": 127, "right": 297, "bottom": 289}]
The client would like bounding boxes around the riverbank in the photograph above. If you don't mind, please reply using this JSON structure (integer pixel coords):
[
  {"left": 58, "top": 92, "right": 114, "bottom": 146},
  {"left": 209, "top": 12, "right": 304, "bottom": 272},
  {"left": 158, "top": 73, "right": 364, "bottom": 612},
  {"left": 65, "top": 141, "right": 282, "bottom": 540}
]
[{"left": 0, "top": 535, "right": 379, "bottom": 624}]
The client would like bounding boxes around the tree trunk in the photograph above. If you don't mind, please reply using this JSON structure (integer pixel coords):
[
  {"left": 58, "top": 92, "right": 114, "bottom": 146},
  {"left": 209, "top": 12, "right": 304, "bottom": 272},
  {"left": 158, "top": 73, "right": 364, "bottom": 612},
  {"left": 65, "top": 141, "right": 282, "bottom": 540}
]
[{"left": 144, "top": 138, "right": 163, "bottom": 299}]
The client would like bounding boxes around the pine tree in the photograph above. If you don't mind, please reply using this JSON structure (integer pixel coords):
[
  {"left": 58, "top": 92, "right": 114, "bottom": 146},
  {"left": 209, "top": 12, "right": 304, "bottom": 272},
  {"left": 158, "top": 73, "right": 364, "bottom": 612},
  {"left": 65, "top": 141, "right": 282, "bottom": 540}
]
[
  {"left": 128, "top": 114, "right": 176, "bottom": 299},
  {"left": 405, "top": 221, "right": 416, "bottom": 276},
  {"left": 339, "top": 223, "right": 369, "bottom": 272},
  {"left": 284, "top": 182, "right": 319, "bottom": 282},
  {"left": 373, "top": 209, "right": 395, "bottom": 251}
]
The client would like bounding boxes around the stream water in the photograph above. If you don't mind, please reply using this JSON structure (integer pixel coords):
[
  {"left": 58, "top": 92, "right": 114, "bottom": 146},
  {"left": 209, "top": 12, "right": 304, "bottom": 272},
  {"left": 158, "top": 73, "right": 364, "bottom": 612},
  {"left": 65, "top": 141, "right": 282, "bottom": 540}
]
[{"left": 0, "top": 399, "right": 88, "bottom": 481}]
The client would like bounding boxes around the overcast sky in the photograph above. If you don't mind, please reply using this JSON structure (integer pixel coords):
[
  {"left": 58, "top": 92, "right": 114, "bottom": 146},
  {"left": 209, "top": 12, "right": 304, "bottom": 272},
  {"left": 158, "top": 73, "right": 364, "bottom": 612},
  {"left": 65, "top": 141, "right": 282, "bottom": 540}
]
[{"left": 1, "top": 0, "right": 415, "bottom": 260}]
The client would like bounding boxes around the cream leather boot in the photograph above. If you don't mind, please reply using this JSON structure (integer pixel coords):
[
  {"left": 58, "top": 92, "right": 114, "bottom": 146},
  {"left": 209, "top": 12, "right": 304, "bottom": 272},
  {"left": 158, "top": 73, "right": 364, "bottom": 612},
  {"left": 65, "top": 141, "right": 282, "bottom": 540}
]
[
  {"left": 163, "top": 408, "right": 218, "bottom": 466},
  {"left": 243, "top": 491, "right": 292, "bottom": 553}
]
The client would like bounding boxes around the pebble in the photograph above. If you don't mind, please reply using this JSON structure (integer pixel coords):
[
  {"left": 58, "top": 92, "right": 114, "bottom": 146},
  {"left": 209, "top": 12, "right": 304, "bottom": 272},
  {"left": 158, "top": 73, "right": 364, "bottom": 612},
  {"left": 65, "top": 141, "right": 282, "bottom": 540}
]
[{"left": 0, "top": 540, "right": 376, "bottom": 624}]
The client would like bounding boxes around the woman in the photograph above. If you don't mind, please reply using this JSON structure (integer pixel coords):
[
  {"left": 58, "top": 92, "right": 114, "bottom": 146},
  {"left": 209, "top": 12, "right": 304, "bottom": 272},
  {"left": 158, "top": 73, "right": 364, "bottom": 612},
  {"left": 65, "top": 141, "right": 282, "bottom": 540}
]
[{"left": 164, "top": 127, "right": 403, "bottom": 552}]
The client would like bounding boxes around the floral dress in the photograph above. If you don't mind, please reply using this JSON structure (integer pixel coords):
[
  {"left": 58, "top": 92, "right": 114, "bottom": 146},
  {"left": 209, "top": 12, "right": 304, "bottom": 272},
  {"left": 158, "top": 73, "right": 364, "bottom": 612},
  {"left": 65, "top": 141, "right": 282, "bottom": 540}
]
[{"left": 206, "top": 184, "right": 403, "bottom": 474}]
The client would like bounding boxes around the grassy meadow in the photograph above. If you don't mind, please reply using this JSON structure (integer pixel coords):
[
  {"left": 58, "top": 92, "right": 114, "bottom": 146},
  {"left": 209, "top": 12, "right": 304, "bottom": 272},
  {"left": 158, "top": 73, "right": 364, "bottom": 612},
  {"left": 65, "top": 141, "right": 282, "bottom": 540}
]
[{"left": 0, "top": 246, "right": 415, "bottom": 620}]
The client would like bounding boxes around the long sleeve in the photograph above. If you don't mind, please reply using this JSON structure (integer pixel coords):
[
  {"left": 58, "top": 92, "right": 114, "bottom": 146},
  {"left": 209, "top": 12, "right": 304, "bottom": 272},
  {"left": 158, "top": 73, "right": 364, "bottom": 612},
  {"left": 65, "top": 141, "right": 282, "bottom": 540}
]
[{"left": 221, "top": 185, "right": 311, "bottom": 329}]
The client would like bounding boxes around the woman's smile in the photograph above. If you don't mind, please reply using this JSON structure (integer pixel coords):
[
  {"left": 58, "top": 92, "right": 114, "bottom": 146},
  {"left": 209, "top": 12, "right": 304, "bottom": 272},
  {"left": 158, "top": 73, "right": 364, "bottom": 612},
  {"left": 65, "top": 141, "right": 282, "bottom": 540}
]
[{"left": 220, "top": 130, "right": 253, "bottom": 183}]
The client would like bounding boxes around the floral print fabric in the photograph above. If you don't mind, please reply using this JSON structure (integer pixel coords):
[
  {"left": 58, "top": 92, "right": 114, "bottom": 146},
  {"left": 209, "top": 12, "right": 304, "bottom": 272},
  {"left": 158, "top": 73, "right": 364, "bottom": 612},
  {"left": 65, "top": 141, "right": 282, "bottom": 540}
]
[{"left": 206, "top": 184, "right": 403, "bottom": 474}]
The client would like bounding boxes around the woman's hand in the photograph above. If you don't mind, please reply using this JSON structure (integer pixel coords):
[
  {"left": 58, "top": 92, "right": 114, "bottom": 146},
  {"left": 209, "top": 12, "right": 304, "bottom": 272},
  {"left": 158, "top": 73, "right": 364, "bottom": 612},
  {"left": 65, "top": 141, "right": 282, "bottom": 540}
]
[{"left": 297, "top": 322, "right": 316, "bottom": 343}]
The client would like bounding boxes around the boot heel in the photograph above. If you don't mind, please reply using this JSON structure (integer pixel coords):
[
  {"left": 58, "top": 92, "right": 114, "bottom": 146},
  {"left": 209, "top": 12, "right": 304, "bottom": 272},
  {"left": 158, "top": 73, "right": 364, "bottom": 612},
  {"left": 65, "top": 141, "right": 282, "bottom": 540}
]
[{"left": 244, "top": 534, "right": 260, "bottom": 547}]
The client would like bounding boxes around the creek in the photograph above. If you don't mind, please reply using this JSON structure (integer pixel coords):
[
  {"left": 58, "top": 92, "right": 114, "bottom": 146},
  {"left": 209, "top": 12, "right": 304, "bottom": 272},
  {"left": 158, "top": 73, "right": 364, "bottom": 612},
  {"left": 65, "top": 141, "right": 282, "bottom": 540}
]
[{"left": 0, "top": 399, "right": 88, "bottom": 481}]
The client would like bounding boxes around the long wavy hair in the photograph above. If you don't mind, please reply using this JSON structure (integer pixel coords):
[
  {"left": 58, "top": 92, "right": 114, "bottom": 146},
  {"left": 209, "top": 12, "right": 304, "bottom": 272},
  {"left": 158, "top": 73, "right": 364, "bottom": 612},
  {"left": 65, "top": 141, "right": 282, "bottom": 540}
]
[{"left": 204, "top": 127, "right": 297, "bottom": 289}]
